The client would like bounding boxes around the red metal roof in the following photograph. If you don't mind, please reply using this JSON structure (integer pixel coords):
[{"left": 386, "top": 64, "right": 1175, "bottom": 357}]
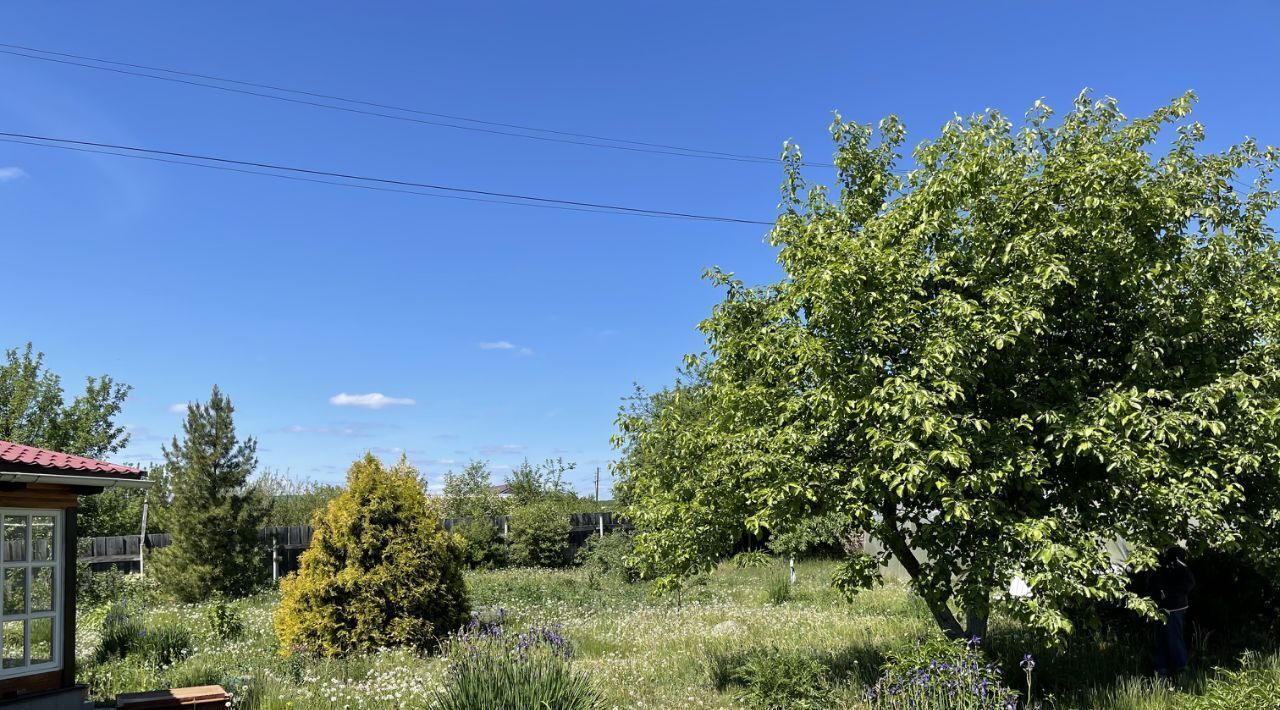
[{"left": 0, "top": 440, "right": 142, "bottom": 477}]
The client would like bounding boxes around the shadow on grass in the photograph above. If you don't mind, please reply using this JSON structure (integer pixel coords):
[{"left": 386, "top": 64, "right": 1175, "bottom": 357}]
[
  {"left": 985, "top": 619, "right": 1280, "bottom": 708},
  {"left": 704, "top": 615, "right": 1279, "bottom": 709}
]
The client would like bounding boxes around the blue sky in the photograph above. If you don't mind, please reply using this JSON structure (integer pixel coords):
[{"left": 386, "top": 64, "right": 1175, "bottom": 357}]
[{"left": 2, "top": 2, "right": 1277, "bottom": 495}]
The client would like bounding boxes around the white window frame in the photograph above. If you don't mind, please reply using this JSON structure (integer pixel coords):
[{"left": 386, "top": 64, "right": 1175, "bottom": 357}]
[{"left": 0, "top": 508, "right": 62, "bottom": 679}]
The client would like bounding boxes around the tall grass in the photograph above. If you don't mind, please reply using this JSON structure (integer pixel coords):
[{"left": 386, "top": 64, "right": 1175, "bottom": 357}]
[{"left": 72, "top": 561, "right": 1280, "bottom": 709}]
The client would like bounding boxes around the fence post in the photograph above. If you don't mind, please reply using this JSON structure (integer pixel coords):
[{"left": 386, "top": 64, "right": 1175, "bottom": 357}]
[
  {"left": 598, "top": 513, "right": 604, "bottom": 538},
  {"left": 789, "top": 557, "right": 796, "bottom": 586},
  {"left": 271, "top": 532, "right": 279, "bottom": 582},
  {"left": 138, "top": 499, "right": 149, "bottom": 578}
]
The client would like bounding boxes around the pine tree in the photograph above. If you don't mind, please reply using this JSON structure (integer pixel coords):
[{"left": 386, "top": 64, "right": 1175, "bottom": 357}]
[{"left": 152, "top": 386, "right": 268, "bottom": 601}]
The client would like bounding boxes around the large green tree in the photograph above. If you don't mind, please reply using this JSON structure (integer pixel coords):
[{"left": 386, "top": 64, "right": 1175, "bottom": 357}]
[
  {"left": 0, "top": 343, "right": 130, "bottom": 457},
  {"left": 151, "top": 386, "right": 269, "bottom": 601},
  {"left": 616, "top": 92, "right": 1280, "bottom": 638}
]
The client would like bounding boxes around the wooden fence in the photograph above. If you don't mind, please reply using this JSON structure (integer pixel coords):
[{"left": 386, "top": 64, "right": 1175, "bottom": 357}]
[{"left": 78, "top": 512, "right": 631, "bottom": 576}]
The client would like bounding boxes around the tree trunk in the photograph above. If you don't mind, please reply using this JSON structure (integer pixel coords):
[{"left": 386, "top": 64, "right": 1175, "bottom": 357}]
[
  {"left": 879, "top": 506, "right": 965, "bottom": 639},
  {"left": 965, "top": 607, "right": 989, "bottom": 640}
]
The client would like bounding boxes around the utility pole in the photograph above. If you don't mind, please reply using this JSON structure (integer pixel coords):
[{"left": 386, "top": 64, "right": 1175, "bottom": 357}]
[{"left": 594, "top": 467, "right": 600, "bottom": 503}]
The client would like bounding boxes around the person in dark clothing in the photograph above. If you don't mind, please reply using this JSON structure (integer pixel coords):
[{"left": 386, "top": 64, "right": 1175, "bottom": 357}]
[{"left": 1148, "top": 546, "right": 1196, "bottom": 678}]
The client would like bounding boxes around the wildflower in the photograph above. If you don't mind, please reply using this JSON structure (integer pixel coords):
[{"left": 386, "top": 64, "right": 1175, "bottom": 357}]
[{"left": 1020, "top": 653, "right": 1036, "bottom": 672}]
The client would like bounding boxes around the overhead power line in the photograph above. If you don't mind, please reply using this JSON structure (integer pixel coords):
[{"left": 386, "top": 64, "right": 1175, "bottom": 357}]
[
  {"left": 0, "top": 130, "right": 775, "bottom": 225},
  {"left": 0, "top": 42, "right": 835, "bottom": 169}
]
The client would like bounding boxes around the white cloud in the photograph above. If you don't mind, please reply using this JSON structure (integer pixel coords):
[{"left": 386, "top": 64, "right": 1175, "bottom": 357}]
[
  {"left": 0, "top": 167, "right": 27, "bottom": 183},
  {"left": 328, "top": 392, "right": 416, "bottom": 409},
  {"left": 477, "top": 443, "right": 526, "bottom": 456},
  {"left": 284, "top": 424, "right": 366, "bottom": 437},
  {"left": 168, "top": 403, "right": 188, "bottom": 414},
  {"left": 479, "top": 340, "right": 533, "bottom": 355}
]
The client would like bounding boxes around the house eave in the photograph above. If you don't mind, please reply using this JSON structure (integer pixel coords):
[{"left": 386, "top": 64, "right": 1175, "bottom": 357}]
[{"left": 0, "top": 471, "right": 153, "bottom": 490}]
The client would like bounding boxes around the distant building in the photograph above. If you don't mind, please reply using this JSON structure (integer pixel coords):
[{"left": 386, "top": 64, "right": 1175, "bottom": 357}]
[{"left": 488, "top": 484, "right": 512, "bottom": 498}]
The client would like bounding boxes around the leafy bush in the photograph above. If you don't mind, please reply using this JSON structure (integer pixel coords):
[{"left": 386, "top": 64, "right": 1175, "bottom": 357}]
[
  {"left": 274, "top": 453, "right": 470, "bottom": 656},
  {"left": 732, "top": 551, "right": 773, "bottom": 569},
  {"left": 508, "top": 501, "right": 570, "bottom": 567},
  {"left": 866, "top": 637, "right": 1020, "bottom": 709},
  {"left": 204, "top": 596, "right": 244, "bottom": 639},
  {"left": 455, "top": 518, "right": 507, "bottom": 569},
  {"left": 576, "top": 533, "right": 638, "bottom": 583},
  {"left": 733, "top": 647, "right": 833, "bottom": 709},
  {"left": 78, "top": 565, "right": 129, "bottom": 609},
  {"left": 433, "top": 616, "right": 601, "bottom": 710}
]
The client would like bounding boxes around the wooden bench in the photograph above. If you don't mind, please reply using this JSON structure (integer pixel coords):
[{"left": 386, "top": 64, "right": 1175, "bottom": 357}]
[{"left": 115, "top": 685, "right": 229, "bottom": 710}]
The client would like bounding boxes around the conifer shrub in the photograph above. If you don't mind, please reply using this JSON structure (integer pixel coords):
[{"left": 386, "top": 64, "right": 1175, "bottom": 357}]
[
  {"left": 273, "top": 453, "right": 469, "bottom": 656},
  {"left": 508, "top": 500, "right": 571, "bottom": 567}
]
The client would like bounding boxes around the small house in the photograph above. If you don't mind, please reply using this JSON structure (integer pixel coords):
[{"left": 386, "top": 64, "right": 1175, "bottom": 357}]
[{"left": 0, "top": 440, "right": 150, "bottom": 709}]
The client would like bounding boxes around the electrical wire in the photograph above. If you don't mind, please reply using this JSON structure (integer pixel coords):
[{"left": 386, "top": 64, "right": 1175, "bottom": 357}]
[
  {"left": 0, "top": 43, "right": 836, "bottom": 169},
  {"left": 0, "top": 131, "right": 776, "bottom": 225}
]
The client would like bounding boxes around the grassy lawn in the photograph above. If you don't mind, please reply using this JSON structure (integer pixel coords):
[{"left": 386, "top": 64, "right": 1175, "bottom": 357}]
[{"left": 76, "top": 560, "right": 1280, "bottom": 708}]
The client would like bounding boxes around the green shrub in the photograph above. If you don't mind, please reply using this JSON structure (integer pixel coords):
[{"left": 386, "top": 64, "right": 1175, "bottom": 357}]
[
  {"left": 508, "top": 501, "right": 570, "bottom": 568},
  {"left": 274, "top": 453, "right": 470, "bottom": 656},
  {"left": 576, "top": 533, "right": 638, "bottom": 583},
  {"left": 733, "top": 647, "right": 833, "bottom": 709},
  {"left": 434, "top": 618, "right": 600, "bottom": 710},
  {"left": 455, "top": 518, "right": 507, "bottom": 569},
  {"left": 732, "top": 551, "right": 772, "bottom": 569},
  {"left": 78, "top": 565, "right": 129, "bottom": 609},
  {"left": 204, "top": 596, "right": 244, "bottom": 639}
]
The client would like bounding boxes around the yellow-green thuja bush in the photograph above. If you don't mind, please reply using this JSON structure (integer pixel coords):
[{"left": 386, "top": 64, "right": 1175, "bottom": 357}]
[{"left": 274, "top": 453, "right": 469, "bottom": 656}]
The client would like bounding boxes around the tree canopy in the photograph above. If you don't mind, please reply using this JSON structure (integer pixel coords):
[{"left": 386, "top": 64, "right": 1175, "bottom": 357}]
[
  {"left": 441, "top": 460, "right": 506, "bottom": 519},
  {"left": 615, "top": 92, "right": 1280, "bottom": 638},
  {"left": 0, "top": 342, "right": 130, "bottom": 458}
]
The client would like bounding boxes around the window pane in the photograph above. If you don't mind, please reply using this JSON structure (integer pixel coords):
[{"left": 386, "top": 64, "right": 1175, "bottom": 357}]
[
  {"left": 31, "top": 516, "right": 55, "bottom": 562},
  {"left": 30, "top": 568, "right": 53, "bottom": 613},
  {"left": 29, "top": 618, "right": 51, "bottom": 666},
  {"left": 2, "top": 516, "right": 26, "bottom": 563},
  {"left": 2, "top": 620, "right": 23, "bottom": 668},
  {"left": 3, "top": 569, "right": 25, "bottom": 616}
]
